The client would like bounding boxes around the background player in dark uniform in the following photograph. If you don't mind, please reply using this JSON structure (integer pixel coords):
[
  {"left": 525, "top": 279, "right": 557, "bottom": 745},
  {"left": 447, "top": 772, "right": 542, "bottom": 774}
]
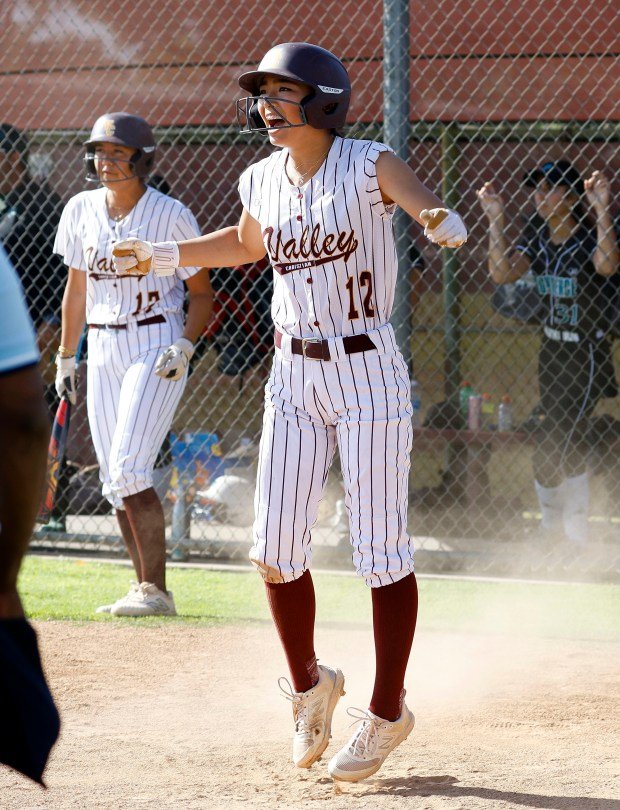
[
  {"left": 477, "top": 161, "right": 618, "bottom": 545},
  {"left": 0, "top": 124, "right": 66, "bottom": 382},
  {"left": 0, "top": 123, "right": 70, "bottom": 531}
]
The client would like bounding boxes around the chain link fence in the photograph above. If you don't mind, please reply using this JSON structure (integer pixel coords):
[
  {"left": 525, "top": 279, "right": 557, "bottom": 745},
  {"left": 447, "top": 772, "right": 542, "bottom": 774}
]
[{"left": 2, "top": 0, "right": 618, "bottom": 579}]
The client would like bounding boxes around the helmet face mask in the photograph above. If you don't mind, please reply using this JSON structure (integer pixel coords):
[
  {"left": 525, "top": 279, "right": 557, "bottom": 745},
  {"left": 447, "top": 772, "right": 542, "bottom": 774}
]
[
  {"left": 84, "top": 148, "right": 142, "bottom": 183},
  {"left": 237, "top": 42, "right": 351, "bottom": 133},
  {"left": 84, "top": 112, "right": 156, "bottom": 183},
  {"left": 236, "top": 95, "right": 308, "bottom": 133}
]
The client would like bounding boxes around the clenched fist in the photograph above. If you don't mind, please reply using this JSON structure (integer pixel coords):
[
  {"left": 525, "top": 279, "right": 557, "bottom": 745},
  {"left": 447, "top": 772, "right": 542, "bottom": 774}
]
[
  {"left": 113, "top": 238, "right": 154, "bottom": 276},
  {"left": 154, "top": 338, "right": 194, "bottom": 381},
  {"left": 112, "top": 239, "right": 179, "bottom": 277},
  {"left": 420, "top": 208, "right": 467, "bottom": 248},
  {"left": 584, "top": 171, "right": 611, "bottom": 214},
  {"left": 476, "top": 182, "right": 505, "bottom": 222}
]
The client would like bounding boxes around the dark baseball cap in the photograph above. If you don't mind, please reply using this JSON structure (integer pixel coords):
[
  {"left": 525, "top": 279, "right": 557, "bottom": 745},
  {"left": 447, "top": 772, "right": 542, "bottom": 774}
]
[
  {"left": 0, "top": 124, "right": 29, "bottom": 155},
  {"left": 523, "top": 160, "right": 583, "bottom": 194}
]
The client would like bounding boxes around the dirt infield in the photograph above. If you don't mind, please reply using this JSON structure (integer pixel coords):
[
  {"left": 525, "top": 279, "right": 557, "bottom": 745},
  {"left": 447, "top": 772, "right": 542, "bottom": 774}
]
[{"left": 1, "top": 620, "right": 618, "bottom": 809}]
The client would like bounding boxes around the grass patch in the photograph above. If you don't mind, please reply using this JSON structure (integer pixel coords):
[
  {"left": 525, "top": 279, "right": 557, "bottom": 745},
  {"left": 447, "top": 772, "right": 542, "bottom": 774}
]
[{"left": 18, "top": 555, "right": 620, "bottom": 641}]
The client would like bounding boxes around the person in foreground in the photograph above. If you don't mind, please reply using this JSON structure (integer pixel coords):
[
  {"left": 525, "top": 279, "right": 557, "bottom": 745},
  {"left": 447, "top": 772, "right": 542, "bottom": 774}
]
[
  {"left": 55, "top": 112, "right": 212, "bottom": 616},
  {"left": 112, "top": 43, "right": 467, "bottom": 780},
  {"left": 0, "top": 243, "right": 60, "bottom": 784}
]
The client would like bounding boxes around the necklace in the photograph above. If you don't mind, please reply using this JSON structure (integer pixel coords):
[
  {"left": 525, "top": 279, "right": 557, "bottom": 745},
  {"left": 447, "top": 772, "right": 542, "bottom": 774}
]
[
  {"left": 106, "top": 194, "right": 134, "bottom": 222},
  {"left": 288, "top": 147, "right": 331, "bottom": 187}
]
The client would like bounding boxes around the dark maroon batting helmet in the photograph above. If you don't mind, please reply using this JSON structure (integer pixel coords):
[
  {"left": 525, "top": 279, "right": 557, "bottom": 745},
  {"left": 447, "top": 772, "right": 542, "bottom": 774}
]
[
  {"left": 84, "top": 112, "right": 156, "bottom": 182},
  {"left": 237, "top": 42, "right": 351, "bottom": 132}
]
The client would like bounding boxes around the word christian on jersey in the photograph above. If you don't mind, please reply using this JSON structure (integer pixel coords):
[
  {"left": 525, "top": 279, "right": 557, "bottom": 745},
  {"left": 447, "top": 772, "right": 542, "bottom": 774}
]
[{"left": 263, "top": 223, "right": 358, "bottom": 274}]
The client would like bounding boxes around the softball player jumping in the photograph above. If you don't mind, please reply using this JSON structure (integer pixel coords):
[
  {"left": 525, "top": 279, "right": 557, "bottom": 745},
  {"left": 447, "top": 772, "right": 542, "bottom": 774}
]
[
  {"left": 113, "top": 44, "right": 467, "bottom": 779},
  {"left": 55, "top": 112, "right": 212, "bottom": 617}
]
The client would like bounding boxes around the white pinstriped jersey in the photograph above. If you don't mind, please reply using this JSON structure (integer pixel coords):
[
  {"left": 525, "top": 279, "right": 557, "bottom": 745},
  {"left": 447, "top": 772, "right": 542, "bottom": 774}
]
[
  {"left": 54, "top": 186, "right": 202, "bottom": 324},
  {"left": 238, "top": 137, "right": 397, "bottom": 340}
]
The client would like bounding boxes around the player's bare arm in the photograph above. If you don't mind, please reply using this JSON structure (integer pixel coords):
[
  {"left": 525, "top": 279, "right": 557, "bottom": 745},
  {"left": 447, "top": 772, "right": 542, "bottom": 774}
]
[
  {"left": 178, "top": 209, "right": 266, "bottom": 268},
  {"left": 113, "top": 209, "right": 266, "bottom": 277},
  {"left": 0, "top": 365, "right": 49, "bottom": 617},
  {"left": 477, "top": 181, "right": 530, "bottom": 284},
  {"left": 59, "top": 267, "right": 86, "bottom": 352},
  {"left": 584, "top": 171, "right": 619, "bottom": 277},
  {"left": 376, "top": 151, "right": 467, "bottom": 248},
  {"left": 181, "top": 269, "right": 214, "bottom": 343}
]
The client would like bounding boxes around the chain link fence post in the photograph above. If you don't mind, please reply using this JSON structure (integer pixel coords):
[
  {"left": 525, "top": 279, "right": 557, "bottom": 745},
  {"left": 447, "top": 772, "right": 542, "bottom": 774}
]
[{"left": 383, "top": 0, "right": 412, "bottom": 373}]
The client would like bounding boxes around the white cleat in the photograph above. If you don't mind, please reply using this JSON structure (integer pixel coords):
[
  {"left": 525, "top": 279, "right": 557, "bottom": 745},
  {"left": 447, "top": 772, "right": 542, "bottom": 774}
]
[
  {"left": 110, "top": 582, "right": 177, "bottom": 617},
  {"left": 328, "top": 703, "right": 415, "bottom": 782},
  {"left": 279, "top": 664, "right": 345, "bottom": 768},
  {"left": 95, "top": 581, "right": 140, "bottom": 614}
]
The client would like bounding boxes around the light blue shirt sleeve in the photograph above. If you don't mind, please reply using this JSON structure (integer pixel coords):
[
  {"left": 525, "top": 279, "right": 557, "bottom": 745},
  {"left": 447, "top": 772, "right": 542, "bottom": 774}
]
[{"left": 0, "top": 243, "right": 39, "bottom": 374}]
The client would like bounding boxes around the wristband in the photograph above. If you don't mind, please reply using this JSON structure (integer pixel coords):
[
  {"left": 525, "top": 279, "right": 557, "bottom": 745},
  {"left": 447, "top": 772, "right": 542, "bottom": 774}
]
[
  {"left": 176, "top": 337, "right": 195, "bottom": 359},
  {"left": 152, "top": 241, "right": 180, "bottom": 277}
]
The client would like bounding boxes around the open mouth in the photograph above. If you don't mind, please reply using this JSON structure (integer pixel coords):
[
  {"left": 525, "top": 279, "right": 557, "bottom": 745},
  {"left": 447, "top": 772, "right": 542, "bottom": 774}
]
[
  {"left": 237, "top": 96, "right": 304, "bottom": 133},
  {"left": 264, "top": 115, "right": 287, "bottom": 128}
]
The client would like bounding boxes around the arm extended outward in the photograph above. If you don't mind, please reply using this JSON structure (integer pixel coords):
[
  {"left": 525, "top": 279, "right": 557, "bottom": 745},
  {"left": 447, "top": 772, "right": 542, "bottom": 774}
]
[{"left": 112, "top": 210, "right": 266, "bottom": 277}]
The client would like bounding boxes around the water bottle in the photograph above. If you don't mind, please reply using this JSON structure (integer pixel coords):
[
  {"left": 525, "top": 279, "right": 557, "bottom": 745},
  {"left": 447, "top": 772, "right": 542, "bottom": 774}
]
[
  {"left": 468, "top": 394, "right": 482, "bottom": 430},
  {"left": 459, "top": 381, "right": 474, "bottom": 420},
  {"left": 410, "top": 380, "right": 422, "bottom": 428},
  {"left": 480, "top": 393, "right": 495, "bottom": 429},
  {"left": 498, "top": 394, "right": 514, "bottom": 431}
]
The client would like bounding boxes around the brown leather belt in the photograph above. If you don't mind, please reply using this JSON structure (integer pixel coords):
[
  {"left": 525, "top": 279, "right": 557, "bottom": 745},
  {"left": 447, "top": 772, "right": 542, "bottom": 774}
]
[
  {"left": 274, "top": 329, "right": 376, "bottom": 361},
  {"left": 89, "top": 314, "right": 166, "bottom": 330}
]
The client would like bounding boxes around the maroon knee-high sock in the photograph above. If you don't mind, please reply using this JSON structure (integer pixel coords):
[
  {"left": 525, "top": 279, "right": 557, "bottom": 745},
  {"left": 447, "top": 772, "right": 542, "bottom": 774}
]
[
  {"left": 370, "top": 572, "right": 419, "bottom": 721},
  {"left": 265, "top": 570, "right": 318, "bottom": 693}
]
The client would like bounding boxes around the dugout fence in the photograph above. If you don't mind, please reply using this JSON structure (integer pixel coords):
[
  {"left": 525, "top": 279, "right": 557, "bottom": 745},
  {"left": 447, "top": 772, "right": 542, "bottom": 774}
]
[{"left": 1, "top": 0, "right": 618, "bottom": 579}]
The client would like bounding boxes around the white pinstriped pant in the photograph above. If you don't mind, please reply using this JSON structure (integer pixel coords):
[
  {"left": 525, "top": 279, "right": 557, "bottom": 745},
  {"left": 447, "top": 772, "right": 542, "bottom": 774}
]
[
  {"left": 86, "top": 316, "right": 186, "bottom": 509},
  {"left": 250, "top": 324, "right": 414, "bottom": 588}
]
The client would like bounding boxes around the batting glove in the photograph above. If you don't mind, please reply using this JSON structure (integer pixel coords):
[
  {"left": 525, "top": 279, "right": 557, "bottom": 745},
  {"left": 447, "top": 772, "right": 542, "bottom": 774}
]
[
  {"left": 154, "top": 338, "right": 194, "bottom": 381},
  {"left": 420, "top": 208, "right": 468, "bottom": 248},
  {"left": 55, "top": 356, "right": 77, "bottom": 405},
  {"left": 112, "top": 239, "right": 179, "bottom": 277}
]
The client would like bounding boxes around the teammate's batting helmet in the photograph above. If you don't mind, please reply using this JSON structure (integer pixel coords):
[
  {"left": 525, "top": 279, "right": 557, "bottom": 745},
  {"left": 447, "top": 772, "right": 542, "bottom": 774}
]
[
  {"left": 84, "top": 112, "right": 156, "bottom": 182},
  {"left": 237, "top": 42, "right": 351, "bottom": 132}
]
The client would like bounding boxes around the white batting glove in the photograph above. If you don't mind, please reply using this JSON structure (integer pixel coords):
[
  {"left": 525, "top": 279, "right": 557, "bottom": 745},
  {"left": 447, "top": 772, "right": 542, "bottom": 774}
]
[
  {"left": 112, "top": 239, "right": 179, "bottom": 277},
  {"left": 55, "top": 356, "right": 77, "bottom": 405},
  {"left": 420, "top": 208, "right": 468, "bottom": 248},
  {"left": 154, "top": 338, "right": 194, "bottom": 381}
]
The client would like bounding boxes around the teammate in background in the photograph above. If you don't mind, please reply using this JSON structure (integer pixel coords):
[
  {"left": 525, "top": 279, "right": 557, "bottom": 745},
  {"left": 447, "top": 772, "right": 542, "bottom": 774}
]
[
  {"left": 477, "top": 162, "right": 618, "bottom": 546},
  {"left": 54, "top": 112, "right": 213, "bottom": 616},
  {"left": 112, "top": 43, "right": 466, "bottom": 780},
  {"left": 0, "top": 123, "right": 70, "bottom": 531},
  {"left": 0, "top": 244, "right": 60, "bottom": 784}
]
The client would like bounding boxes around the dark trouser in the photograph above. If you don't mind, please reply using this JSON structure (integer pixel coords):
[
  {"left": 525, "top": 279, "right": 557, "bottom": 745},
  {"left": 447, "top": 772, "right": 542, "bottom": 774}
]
[{"left": 533, "top": 336, "right": 616, "bottom": 487}]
